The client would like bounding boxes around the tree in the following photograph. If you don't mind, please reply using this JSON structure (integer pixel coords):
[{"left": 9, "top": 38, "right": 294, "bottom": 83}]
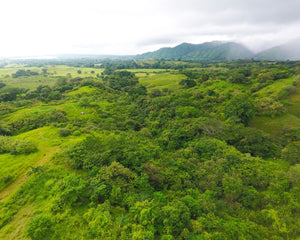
[
  {"left": 26, "top": 215, "right": 54, "bottom": 240},
  {"left": 0, "top": 82, "right": 6, "bottom": 89},
  {"left": 282, "top": 141, "right": 300, "bottom": 164},
  {"left": 224, "top": 95, "right": 255, "bottom": 126}
]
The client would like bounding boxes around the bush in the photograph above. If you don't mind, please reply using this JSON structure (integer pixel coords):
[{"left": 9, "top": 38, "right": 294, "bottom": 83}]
[
  {"left": 279, "top": 86, "right": 297, "bottom": 98},
  {"left": 26, "top": 215, "right": 54, "bottom": 240},
  {"left": 254, "top": 97, "right": 285, "bottom": 117},
  {"left": 73, "top": 130, "right": 81, "bottom": 136},
  {"left": 15, "top": 140, "right": 38, "bottom": 154},
  {"left": 282, "top": 141, "right": 300, "bottom": 165},
  {"left": 59, "top": 128, "right": 71, "bottom": 137},
  {"left": 0, "top": 136, "right": 15, "bottom": 154},
  {"left": 224, "top": 95, "right": 255, "bottom": 126},
  {"left": 293, "top": 75, "right": 300, "bottom": 87}
]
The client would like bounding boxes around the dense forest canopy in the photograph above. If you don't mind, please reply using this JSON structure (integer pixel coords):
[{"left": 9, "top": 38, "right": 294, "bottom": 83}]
[{"left": 0, "top": 59, "right": 300, "bottom": 239}]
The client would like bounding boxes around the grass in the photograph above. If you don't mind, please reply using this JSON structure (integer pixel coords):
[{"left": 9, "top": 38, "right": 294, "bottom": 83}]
[
  {"left": 250, "top": 78, "right": 300, "bottom": 136},
  {"left": 0, "top": 204, "right": 34, "bottom": 239},
  {"left": 0, "top": 126, "right": 85, "bottom": 199},
  {"left": 138, "top": 72, "right": 185, "bottom": 91},
  {"left": 0, "top": 66, "right": 104, "bottom": 91},
  {"left": 283, "top": 87, "right": 300, "bottom": 117},
  {"left": 1, "top": 104, "right": 56, "bottom": 122},
  {"left": 254, "top": 77, "right": 295, "bottom": 98},
  {"left": 47, "top": 65, "right": 104, "bottom": 78},
  {"left": 251, "top": 113, "right": 300, "bottom": 136}
]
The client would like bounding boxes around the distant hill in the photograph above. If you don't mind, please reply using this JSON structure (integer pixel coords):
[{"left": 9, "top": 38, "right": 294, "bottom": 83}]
[
  {"left": 136, "top": 41, "right": 254, "bottom": 61},
  {"left": 254, "top": 38, "right": 300, "bottom": 61}
]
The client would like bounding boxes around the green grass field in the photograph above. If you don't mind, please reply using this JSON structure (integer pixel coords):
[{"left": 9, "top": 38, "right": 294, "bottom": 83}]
[
  {"left": 0, "top": 126, "right": 84, "bottom": 198},
  {"left": 251, "top": 113, "right": 300, "bottom": 136},
  {"left": 0, "top": 66, "right": 104, "bottom": 90},
  {"left": 138, "top": 72, "right": 185, "bottom": 91}
]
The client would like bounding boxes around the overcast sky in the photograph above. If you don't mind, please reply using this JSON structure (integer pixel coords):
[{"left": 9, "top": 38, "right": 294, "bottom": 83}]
[{"left": 1, "top": 0, "right": 300, "bottom": 57}]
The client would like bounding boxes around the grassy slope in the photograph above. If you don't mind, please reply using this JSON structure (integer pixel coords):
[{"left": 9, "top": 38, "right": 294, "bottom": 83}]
[
  {"left": 251, "top": 77, "right": 300, "bottom": 135},
  {"left": 138, "top": 72, "right": 185, "bottom": 91},
  {"left": 0, "top": 127, "right": 84, "bottom": 199},
  {"left": 0, "top": 66, "right": 104, "bottom": 90}
]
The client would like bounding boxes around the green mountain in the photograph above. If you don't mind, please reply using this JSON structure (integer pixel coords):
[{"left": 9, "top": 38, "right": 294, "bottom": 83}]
[
  {"left": 136, "top": 41, "right": 254, "bottom": 61},
  {"left": 255, "top": 38, "right": 300, "bottom": 61}
]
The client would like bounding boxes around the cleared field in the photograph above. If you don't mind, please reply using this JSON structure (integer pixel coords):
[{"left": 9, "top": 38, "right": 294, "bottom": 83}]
[
  {"left": 0, "top": 126, "right": 84, "bottom": 198},
  {"left": 254, "top": 77, "right": 295, "bottom": 98},
  {"left": 251, "top": 113, "right": 300, "bottom": 136},
  {"left": 138, "top": 72, "right": 185, "bottom": 91},
  {"left": 0, "top": 66, "right": 104, "bottom": 90}
]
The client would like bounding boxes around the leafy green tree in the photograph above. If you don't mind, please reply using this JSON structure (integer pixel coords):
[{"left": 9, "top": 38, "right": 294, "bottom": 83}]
[
  {"left": 26, "top": 215, "right": 54, "bottom": 240},
  {"left": 58, "top": 128, "right": 71, "bottom": 137},
  {"left": 0, "top": 82, "right": 6, "bottom": 89},
  {"left": 179, "top": 79, "right": 196, "bottom": 88},
  {"left": 224, "top": 94, "right": 255, "bottom": 126},
  {"left": 59, "top": 174, "right": 89, "bottom": 206},
  {"left": 162, "top": 200, "right": 190, "bottom": 236},
  {"left": 15, "top": 139, "right": 38, "bottom": 154},
  {"left": 282, "top": 141, "right": 300, "bottom": 164},
  {"left": 222, "top": 174, "right": 243, "bottom": 202}
]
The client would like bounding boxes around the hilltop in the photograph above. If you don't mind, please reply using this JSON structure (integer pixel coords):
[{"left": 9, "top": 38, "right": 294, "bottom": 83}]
[
  {"left": 136, "top": 41, "right": 254, "bottom": 61},
  {"left": 136, "top": 39, "right": 300, "bottom": 61}
]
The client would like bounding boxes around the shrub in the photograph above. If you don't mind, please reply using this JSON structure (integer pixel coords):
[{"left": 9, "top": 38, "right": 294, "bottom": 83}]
[
  {"left": 15, "top": 140, "right": 38, "bottom": 154},
  {"left": 279, "top": 86, "right": 297, "bottom": 98},
  {"left": 254, "top": 97, "right": 285, "bottom": 117},
  {"left": 58, "top": 128, "right": 71, "bottom": 137},
  {"left": 282, "top": 141, "right": 300, "bottom": 165},
  {"left": 224, "top": 95, "right": 255, "bottom": 126},
  {"left": 293, "top": 75, "right": 300, "bottom": 87},
  {"left": 73, "top": 130, "right": 81, "bottom": 136},
  {"left": 0, "top": 136, "right": 15, "bottom": 153},
  {"left": 26, "top": 215, "right": 54, "bottom": 240}
]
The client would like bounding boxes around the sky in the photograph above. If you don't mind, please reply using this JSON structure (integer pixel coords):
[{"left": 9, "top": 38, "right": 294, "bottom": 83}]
[{"left": 1, "top": 0, "right": 300, "bottom": 57}]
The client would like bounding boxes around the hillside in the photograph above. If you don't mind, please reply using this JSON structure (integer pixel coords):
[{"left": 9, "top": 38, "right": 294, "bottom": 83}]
[
  {"left": 254, "top": 39, "right": 300, "bottom": 61},
  {"left": 136, "top": 41, "right": 254, "bottom": 61},
  {"left": 0, "top": 59, "right": 300, "bottom": 239}
]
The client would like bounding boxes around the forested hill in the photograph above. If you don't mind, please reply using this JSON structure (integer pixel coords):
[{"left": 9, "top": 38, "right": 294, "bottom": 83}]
[
  {"left": 255, "top": 38, "right": 300, "bottom": 61},
  {"left": 136, "top": 41, "right": 254, "bottom": 61}
]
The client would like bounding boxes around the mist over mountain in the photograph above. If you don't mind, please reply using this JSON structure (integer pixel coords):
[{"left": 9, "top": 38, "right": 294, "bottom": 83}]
[
  {"left": 254, "top": 38, "right": 300, "bottom": 61},
  {"left": 135, "top": 39, "right": 300, "bottom": 61},
  {"left": 136, "top": 41, "right": 254, "bottom": 61}
]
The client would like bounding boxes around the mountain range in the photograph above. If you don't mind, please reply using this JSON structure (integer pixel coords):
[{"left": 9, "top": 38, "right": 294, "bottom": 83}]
[{"left": 136, "top": 39, "right": 300, "bottom": 61}]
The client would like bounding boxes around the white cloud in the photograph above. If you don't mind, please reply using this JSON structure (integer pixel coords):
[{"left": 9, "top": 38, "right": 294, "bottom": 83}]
[{"left": 0, "top": 0, "right": 300, "bottom": 57}]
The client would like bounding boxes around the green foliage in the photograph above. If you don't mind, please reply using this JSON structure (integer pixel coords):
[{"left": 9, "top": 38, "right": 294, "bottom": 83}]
[
  {"left": 1, "top": 60, "right": 300, "bottom": 240},
  {"left": 279, "top": 85, "right": 297, "bottom": 99},
  {"left": 7, "top": 109, "right": 67, "bottom": 134},
  {"left": 12, "top": 69, "right": 39, "bottom": 78},
  {"left": 0, "top": 136, "right": 15, "bottom": 154},
  {"left": 14, "top": 139, "right": 38, "bottom": 154},
  {"left": 26, "top": 215, "right": 54, "bottom": 240},
  {"left": 179, "top": 79, "right": 197, "bottom": 88},
  {"left": 220, "top": 124, "right": 281, "bottom": 158},
  {"left": 0, "top": 136, "right": 37, "bottom": 155},
  {"left": 66, "top": 134, "right": 159, "bottom": 170},
  {"left": 254, "top": 97, "right": 285, "bottom": 117},
  {"left": 224, "top": 94, "right": 255, "bottom": 126},
  {"left": 281, "top": 141, "right": 300, "bottom": 164},
  {"left": 0, "top": 82, "right": 6, "bottom": 89},
  {"left": 58, "top": 128, "right": 71, "bottom": 137},
  {"left": 103, "top": 70, "right": 139, "bottom": 91}
]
